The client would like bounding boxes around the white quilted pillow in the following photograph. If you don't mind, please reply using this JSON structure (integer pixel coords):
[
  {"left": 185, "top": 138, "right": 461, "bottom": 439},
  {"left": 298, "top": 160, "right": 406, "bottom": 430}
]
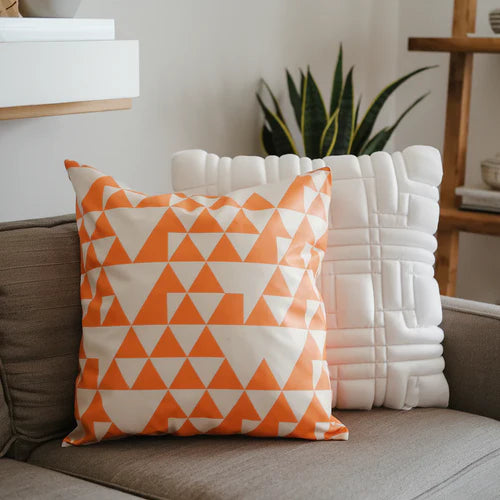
[{"left": 170, "top": 146, "right": 449, "bottom": 410}]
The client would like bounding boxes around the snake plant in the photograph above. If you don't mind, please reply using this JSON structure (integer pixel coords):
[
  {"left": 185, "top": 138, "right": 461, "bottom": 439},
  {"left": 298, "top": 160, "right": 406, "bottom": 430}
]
[{"left": 257, "top": 45, "right": 434, "bottom": 158}]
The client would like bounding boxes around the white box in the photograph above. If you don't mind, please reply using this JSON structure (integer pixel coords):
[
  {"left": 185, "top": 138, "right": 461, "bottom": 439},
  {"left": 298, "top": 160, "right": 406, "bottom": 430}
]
[
  {"left": 0, "top": 40, "right": 139, "bottom": 108},
  {"left": 0, "top": 18, "right": 115, "bottom": 42}
]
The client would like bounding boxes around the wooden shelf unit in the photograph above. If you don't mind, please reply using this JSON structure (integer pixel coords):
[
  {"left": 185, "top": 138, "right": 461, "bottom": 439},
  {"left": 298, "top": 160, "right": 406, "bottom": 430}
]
[
  {"left": 440, "top": 208, "right": 500, "bottom": 236},
  {"left": 0, "top": 98, "right": 132, "bottom": 120},
  {"left": 409, "top": 36, "right": 500, "bottom": 53},
  {"left": 408, "top": 0, "right": 500, "bottom": 296}
]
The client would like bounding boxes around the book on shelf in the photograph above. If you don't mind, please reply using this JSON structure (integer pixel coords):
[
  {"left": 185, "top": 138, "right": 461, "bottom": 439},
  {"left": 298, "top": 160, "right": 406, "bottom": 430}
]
[
  {"left": 456, "top": 185, "right": 500, "bottom": 214},
  {"left": 0, "top": 18, "right": 114, "bottom": 42}
]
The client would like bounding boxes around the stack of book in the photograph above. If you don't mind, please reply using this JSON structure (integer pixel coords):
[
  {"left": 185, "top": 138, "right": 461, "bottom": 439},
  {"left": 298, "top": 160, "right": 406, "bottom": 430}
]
[
  {"left": 0, "top": 17, "right": 114, "bottom": 42},
  {"left": 456, "top": 185, "right": 500, "bottom": 213}
]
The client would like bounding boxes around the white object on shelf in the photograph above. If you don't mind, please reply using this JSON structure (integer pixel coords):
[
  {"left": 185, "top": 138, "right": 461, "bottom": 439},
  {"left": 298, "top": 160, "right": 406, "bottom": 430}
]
[
  {"left": 0, "top": 41, "right": 139, "bottom": 108},
  {"left": 490, "top": 8, "right": 500, "bottom": 34},
  {"left": 481, "top": 154, "right": 500, "bottom": 190},
  {"left": 456, "top": 184, "right": 500, "bottom": 213},
  {"left": 18, "top": 0, "right": 81, "bottom": 18},
  {"left": 0, "top": 18, "right": 115, "bottom": 42}
]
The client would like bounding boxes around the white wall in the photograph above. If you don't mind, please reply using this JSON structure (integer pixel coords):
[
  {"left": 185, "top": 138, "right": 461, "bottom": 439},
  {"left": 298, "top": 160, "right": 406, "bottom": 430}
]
[
  {"left": 0, "top": 0, "right": 398, "bottom": 222},
  {"left": 2, "top": 0, "right": 497, "bottom": 302},
  {"left": 394, "top": 0, "right": 500, "bottom": 304}
]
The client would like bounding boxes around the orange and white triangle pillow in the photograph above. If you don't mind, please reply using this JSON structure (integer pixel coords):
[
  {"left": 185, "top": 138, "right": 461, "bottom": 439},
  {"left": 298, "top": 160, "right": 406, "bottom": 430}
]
[{"left": 64, "top": 159, "right": 348, "bottom": 445}]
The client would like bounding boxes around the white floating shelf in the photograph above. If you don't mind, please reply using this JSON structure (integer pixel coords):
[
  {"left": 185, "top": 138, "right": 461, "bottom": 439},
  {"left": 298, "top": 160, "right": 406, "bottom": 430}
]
[{"left": 0, "top": 40, "right": 139, "bottom": 119}]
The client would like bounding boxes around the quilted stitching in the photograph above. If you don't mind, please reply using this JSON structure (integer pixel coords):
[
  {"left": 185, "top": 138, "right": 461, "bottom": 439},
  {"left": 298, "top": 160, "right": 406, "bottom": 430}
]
[{"left": 171, "top": 146, "right": 449, "bottom": 410}]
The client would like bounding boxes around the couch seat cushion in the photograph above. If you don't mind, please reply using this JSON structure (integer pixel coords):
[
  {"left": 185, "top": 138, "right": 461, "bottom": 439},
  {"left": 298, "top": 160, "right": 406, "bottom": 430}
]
[
  {"left": 0, "top": 458, "right": 136, "bottom": 498},
  {"left": 28, "top": 409, "right": 500, "bottom": 500}
]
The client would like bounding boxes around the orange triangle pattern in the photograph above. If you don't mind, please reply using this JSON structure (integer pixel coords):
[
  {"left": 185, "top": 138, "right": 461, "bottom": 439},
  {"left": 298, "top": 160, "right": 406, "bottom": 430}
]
[
  {"left": 141, "top": 392, "right": 186, "bottom": 435},
  {"left": 170, "top": 360, "right": 205, "bottom": 389},
  {"left": 132, "top": 360, "right": 167, "bottom": 390},
  {"left": 151, "top": 327, "right": 186, "bottom": 357},
  {"left": 99, "top": 360, "right": 129, "bottom": 390},
  {"left": 135, "top": 265, "right": 185, "bottom": 325},
  {"left": 170, "top": 235, "right": 205, "bottom": 262},
  {"left": 102, "top": 298, "right": 129, "bottom": 326},
  {"left": 64, "top": 160, "right": 347, "bottom": 446},
  {"left": 248, "top": 393, "right": 297, "bottom": 437},
  {"left": 189, "top": 209, "right": 224, "bottom": 233},
  {"left": 226, "top": 210, "right": 259, "bottom": 234},
  {"left": 208, "top": 234, "right": 241, "bottom": 262},
  {"left": 190, "top": 391, "right": 223, "bottom": 419},
  {"left": 210, "top": 392, "right": 259, "bottom": 434},
  {"left": 208, "top": 360, "right": 243, "bottom": 389},
  {"left": 189, "top": 327, "right": 225, "bottom": 357},
  {"left": 246, "top": 360, "right": 281, "bottom": 390},
  {"left": 189, "top": 264, "right": 223, "bottom": 293},
  {"left": 170, "top": 295, "right": 205, "bottom": 324},
  {"left": 115, "top": 329, "right": 148, "bottom": 358}
]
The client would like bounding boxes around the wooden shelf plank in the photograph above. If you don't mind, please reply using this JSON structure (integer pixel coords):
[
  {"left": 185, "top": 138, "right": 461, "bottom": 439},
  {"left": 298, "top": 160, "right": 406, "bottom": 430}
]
[
  {"left": 408, "top": 36, "right": 500, "bottom": 53},
  {"left": 439, "top": 207, "right": 500, "bottom": 236},
  {"left": 0, "top": 98, "right": 132, "bottom": 120}
]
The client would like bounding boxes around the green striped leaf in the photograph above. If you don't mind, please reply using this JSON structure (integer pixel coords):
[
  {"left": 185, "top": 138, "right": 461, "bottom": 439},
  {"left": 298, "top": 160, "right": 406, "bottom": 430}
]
[
  {"left": 261, "top": 79, "right": 284, "bottom": 121},
  {"left": 329, "top": 44, "right": 343, "bottom": 116},
  {"left": 286, "top": 70, "right": 302, "bottom": 129},
  {"left": 351, "top": 65, "right": 436, "bottom": 155},
  {"left": 300, "top": 69, "right": 305, "bottom": 100},
  {"left": 331, "top": 67, "right": 355, "bottom": 155},
  {"left": 261, "top": 124, "right": 276, "bottom": 155},
  {"left": 256, "top": 93, "right": 297, "bottom": 155},
  {"left": 359, "top": 128, "right": 391, "bottom": 156},
  {"left": 354, "top": 95, "right": 362, "bottom": 131},
  {"left": 301, "top": 68, "right": 327, "bottom": 158},
  {"left": 360, "top": 92, "right": 429, "bottom": 155},
  {"left": 320, "top": 109, "right": 339, "bottom": 157}
]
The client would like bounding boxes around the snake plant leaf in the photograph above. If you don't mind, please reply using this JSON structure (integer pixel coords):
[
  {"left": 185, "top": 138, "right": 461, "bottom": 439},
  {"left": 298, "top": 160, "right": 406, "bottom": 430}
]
[
  {"left": 301, "top": 68, "right": 328, "bottom": 158},
  {"left": 262, "top": 79, "right": 285, "bottom": 121},
  {"left": 286, "top": 70, "right": 302, "bottom": 129},
  {"left": 329, "top": 44, "right": 343, "bottom": 116},
  {"left": 360, "top": 92, "right": 429, "bottom": 155},
  {"left": 354, "top": 95, "right": 362, "bottom": 131},
  {"left": 320, "top": 109, "right": 339, "bottom": 157},
  {"left": 257, "top": 93, "right": 298, "bottom": 155},
  {"left": 359, "top": 128, "right": 391, "bottom": 156},
  {"left": 331, "top": 67, "right": 355, "bottom": 155},
  {"left": 351, "top": 65, "right": 436, "bottom": 155},
  {"left": 300, "top": 69, "right": 305, "bottom": 100},
  {"left": 261, "top": 124, "right": 276, "bottom": 155}
]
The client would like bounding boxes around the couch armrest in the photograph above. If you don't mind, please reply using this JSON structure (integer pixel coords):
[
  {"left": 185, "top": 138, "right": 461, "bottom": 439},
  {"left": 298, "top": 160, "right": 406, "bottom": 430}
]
[{"left": 441, "top": 296, "right": 500, "bottom": 421}]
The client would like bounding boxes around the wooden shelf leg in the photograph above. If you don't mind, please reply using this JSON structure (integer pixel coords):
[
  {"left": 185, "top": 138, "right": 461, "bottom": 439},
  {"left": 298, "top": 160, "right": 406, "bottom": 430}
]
[
  {"left": 436, "top": 229, "right": 460, "bottom": 296},
  {"left": 437, "top": 0, "right": 477, "bottom": 296}
]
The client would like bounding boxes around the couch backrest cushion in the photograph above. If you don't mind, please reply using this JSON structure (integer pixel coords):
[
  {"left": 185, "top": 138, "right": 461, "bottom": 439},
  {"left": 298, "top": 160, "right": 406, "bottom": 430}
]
[
  {"left": 0, "top": 215, "right": 81, "bottom": 459},
  {"left": 0, "top": 377, "right": 12, "bottom": 456}
]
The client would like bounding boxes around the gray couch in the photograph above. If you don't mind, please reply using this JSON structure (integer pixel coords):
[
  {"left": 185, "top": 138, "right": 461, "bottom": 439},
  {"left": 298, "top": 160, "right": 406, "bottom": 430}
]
[{"left": 0, "top": 214, "right": 499, "bottom": 500}]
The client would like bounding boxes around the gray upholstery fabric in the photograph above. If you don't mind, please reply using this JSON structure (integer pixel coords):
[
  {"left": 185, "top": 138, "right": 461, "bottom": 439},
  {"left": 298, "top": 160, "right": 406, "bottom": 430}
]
[
  {"left": 1, "top": 215, "right": 499, "bottom": 498},
  {"left": 442, "top": 296, "right": 500, "bottom": 421},
  {"left": 0, "top": 377, "right": 13, "bottom": 456},
  {"left": 0, "top": 458, "right": 137, "bottom": 499},
  {"left": 28, "top": 408, "right": 500, "bottom": 500},
  {"left": 0, "top": 215, "right": 81, "bottom": 459},
  {"left": 418, "top": 451, "right": 500, "bottom": 500}
]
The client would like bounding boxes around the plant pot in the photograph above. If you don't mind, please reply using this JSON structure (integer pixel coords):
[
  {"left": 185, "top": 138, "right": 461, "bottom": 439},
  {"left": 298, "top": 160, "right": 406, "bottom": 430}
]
[{"left": 18, "top": 0, "right": 81, "bottom": 18}]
